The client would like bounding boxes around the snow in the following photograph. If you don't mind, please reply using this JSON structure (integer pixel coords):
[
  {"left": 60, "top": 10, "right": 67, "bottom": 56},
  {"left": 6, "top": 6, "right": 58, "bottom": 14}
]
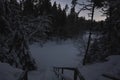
[
  {"left": 29, "top": 40, "right": 120, "bottom": 80},
  {"left": 0, "top": 39, "right": 120, "bottom": 80},
  {"left": 79, "top": 55, "right": 120, "bottom": 80},
  {"left": 28, "top": 68, "right": 56, "bottom": 80},
  {"left": 30, "top": 40, "right": 79, "bottom": 68},
  {"left": 0, "top": 62, "right": 23, "bottom": 80},
  {"left": 29, "top": 40, "right": 79, "bottom": 80}
]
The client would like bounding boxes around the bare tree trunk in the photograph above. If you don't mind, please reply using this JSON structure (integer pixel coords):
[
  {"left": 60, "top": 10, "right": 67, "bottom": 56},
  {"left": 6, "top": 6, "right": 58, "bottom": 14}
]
[{"left": 83, "top": 3, "right": 95, "bottom": 65}]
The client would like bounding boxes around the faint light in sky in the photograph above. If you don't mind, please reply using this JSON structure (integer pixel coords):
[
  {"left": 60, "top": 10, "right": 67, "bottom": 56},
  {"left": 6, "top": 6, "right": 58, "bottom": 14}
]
[
  {"left": 51, "top": 0, "right": 72, "bottom": 10},
  {"left": 17, "top": 0, "right": 106, "bottom": 21},
  {"left": 51, "top": 0, "right": 106, "bottom": 21}
]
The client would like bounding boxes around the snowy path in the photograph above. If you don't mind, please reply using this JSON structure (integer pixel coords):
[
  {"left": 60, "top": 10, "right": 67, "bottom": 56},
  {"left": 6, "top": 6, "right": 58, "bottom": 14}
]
[
  {"left": 29, "top": 41, "right": 79, "bottom": 80},
  {"left": 28, "top": 68, "right": 57, "bottom": 80}
]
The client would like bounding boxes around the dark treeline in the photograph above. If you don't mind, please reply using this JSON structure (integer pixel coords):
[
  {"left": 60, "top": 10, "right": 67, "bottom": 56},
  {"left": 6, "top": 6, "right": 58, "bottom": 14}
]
[
  {"left": 20, "top": 0, "right": 94, "bottom": 40},
  {"left": 82, "top": 0, "right": 120, "bottom": 64},
  {"left": 0, "top": 0, "right": 120, "bottom": 70}
]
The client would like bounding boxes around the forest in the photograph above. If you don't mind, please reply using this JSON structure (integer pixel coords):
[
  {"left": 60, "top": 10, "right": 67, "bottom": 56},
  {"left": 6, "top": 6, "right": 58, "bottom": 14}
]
[{"left": 0, "top": 0, "right": 120, "bottom": 79}]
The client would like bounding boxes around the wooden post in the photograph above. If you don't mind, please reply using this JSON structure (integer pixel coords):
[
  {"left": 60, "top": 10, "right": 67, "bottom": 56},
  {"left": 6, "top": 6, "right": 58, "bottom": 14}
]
[
  {"left": 74, "top": 70, "right": 77, "bottom": 80},
  {"left": 62, "top": 69, "right": 64, "bottom": 80},
  {"left": 54, "top": 68, "right": 58, "bottom": 77},
  {"left": 24, "top": 70, "right": 28, "bottom": 80},
  {"left": 58, "top": 69, "right": 59, "bottom": 78}
]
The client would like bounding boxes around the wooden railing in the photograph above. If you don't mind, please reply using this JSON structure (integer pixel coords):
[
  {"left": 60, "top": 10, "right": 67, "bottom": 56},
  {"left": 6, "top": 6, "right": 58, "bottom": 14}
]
[
  {"left": 18, "top": 70, "right": 28, "bottom": 80},
  {"left": 53, "top": 67, "right": 85, "bottom": 80}
]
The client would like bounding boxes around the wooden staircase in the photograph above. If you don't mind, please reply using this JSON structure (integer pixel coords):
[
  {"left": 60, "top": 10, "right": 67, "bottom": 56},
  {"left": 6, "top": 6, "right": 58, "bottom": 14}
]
[{"left": 53, "top": 67, "right": 85, "bottom": 80}]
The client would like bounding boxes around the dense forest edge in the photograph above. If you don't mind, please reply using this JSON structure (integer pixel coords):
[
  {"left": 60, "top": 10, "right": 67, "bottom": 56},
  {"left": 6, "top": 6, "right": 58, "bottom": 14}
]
[{"left": 0, "top": 0, "right": 120, "bottom": 71}]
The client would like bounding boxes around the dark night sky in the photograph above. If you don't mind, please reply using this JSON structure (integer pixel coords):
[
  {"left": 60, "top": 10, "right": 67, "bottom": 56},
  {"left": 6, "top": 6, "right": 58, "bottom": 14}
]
[{"left": 51, "top": 0, "right": 106, "bottom": 21}]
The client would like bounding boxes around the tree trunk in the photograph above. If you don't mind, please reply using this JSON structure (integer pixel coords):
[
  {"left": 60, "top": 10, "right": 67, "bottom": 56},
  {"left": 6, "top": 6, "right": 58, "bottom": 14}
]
[{"left": 83, "top": 3, "right": 95, "bottom": 65}]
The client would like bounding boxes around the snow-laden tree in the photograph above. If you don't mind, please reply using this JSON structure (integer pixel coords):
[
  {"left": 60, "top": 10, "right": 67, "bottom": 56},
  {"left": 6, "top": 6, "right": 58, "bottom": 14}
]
[{"left": 0, "top": 0, "right": 52, "bottom": 70}]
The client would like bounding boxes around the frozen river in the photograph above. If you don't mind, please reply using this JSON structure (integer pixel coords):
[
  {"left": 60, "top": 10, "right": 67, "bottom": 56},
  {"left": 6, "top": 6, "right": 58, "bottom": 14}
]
[{"left": 30, "top": 40, "right": 79, "bottom": 69}]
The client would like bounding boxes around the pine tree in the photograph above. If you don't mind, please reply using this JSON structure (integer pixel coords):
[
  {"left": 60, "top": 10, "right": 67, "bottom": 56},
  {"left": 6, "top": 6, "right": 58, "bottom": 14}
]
[
  {"left": 68, "top": 0, "right": 78, "bottom": 25},
  {"left": 0, "top": 0, "right": 37, "bottom": 70},
  {"left": 23, "top": 0, "right": 34, "bottom": 15},
  {"left": 42, "top": 0, "right": 52, "bottom": 15},
  {"left": 64, "top": 4, "right": 69, "bottom": 12}
]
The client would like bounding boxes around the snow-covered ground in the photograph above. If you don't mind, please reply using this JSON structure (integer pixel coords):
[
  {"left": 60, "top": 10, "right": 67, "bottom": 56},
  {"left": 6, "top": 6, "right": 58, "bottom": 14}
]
[
  {"left": 30, "top": 40, "right": 79, "bottom": 68},
  {"left": 0, "top": 62, "right": 23, "bottom": 80},
  {"left": 0, "top": 40, "right": 80, "bottom": 80},
  {"left": 29, "top": 40, "right": 120, "bottom": 80},
  {"left": 29, "top": 40, "right": 79, "bottom": 80},
  {"left": 79, "top": 55, "right": 120, "bottom": 80},
  {"left": 0, "top": 39, "right": 120, "bottom": 80}
]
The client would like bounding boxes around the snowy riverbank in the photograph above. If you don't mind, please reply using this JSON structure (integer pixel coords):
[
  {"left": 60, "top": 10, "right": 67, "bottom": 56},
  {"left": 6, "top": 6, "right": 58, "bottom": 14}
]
[{"left": 0, "top": 40, "right": 120, "bottom": 80}]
